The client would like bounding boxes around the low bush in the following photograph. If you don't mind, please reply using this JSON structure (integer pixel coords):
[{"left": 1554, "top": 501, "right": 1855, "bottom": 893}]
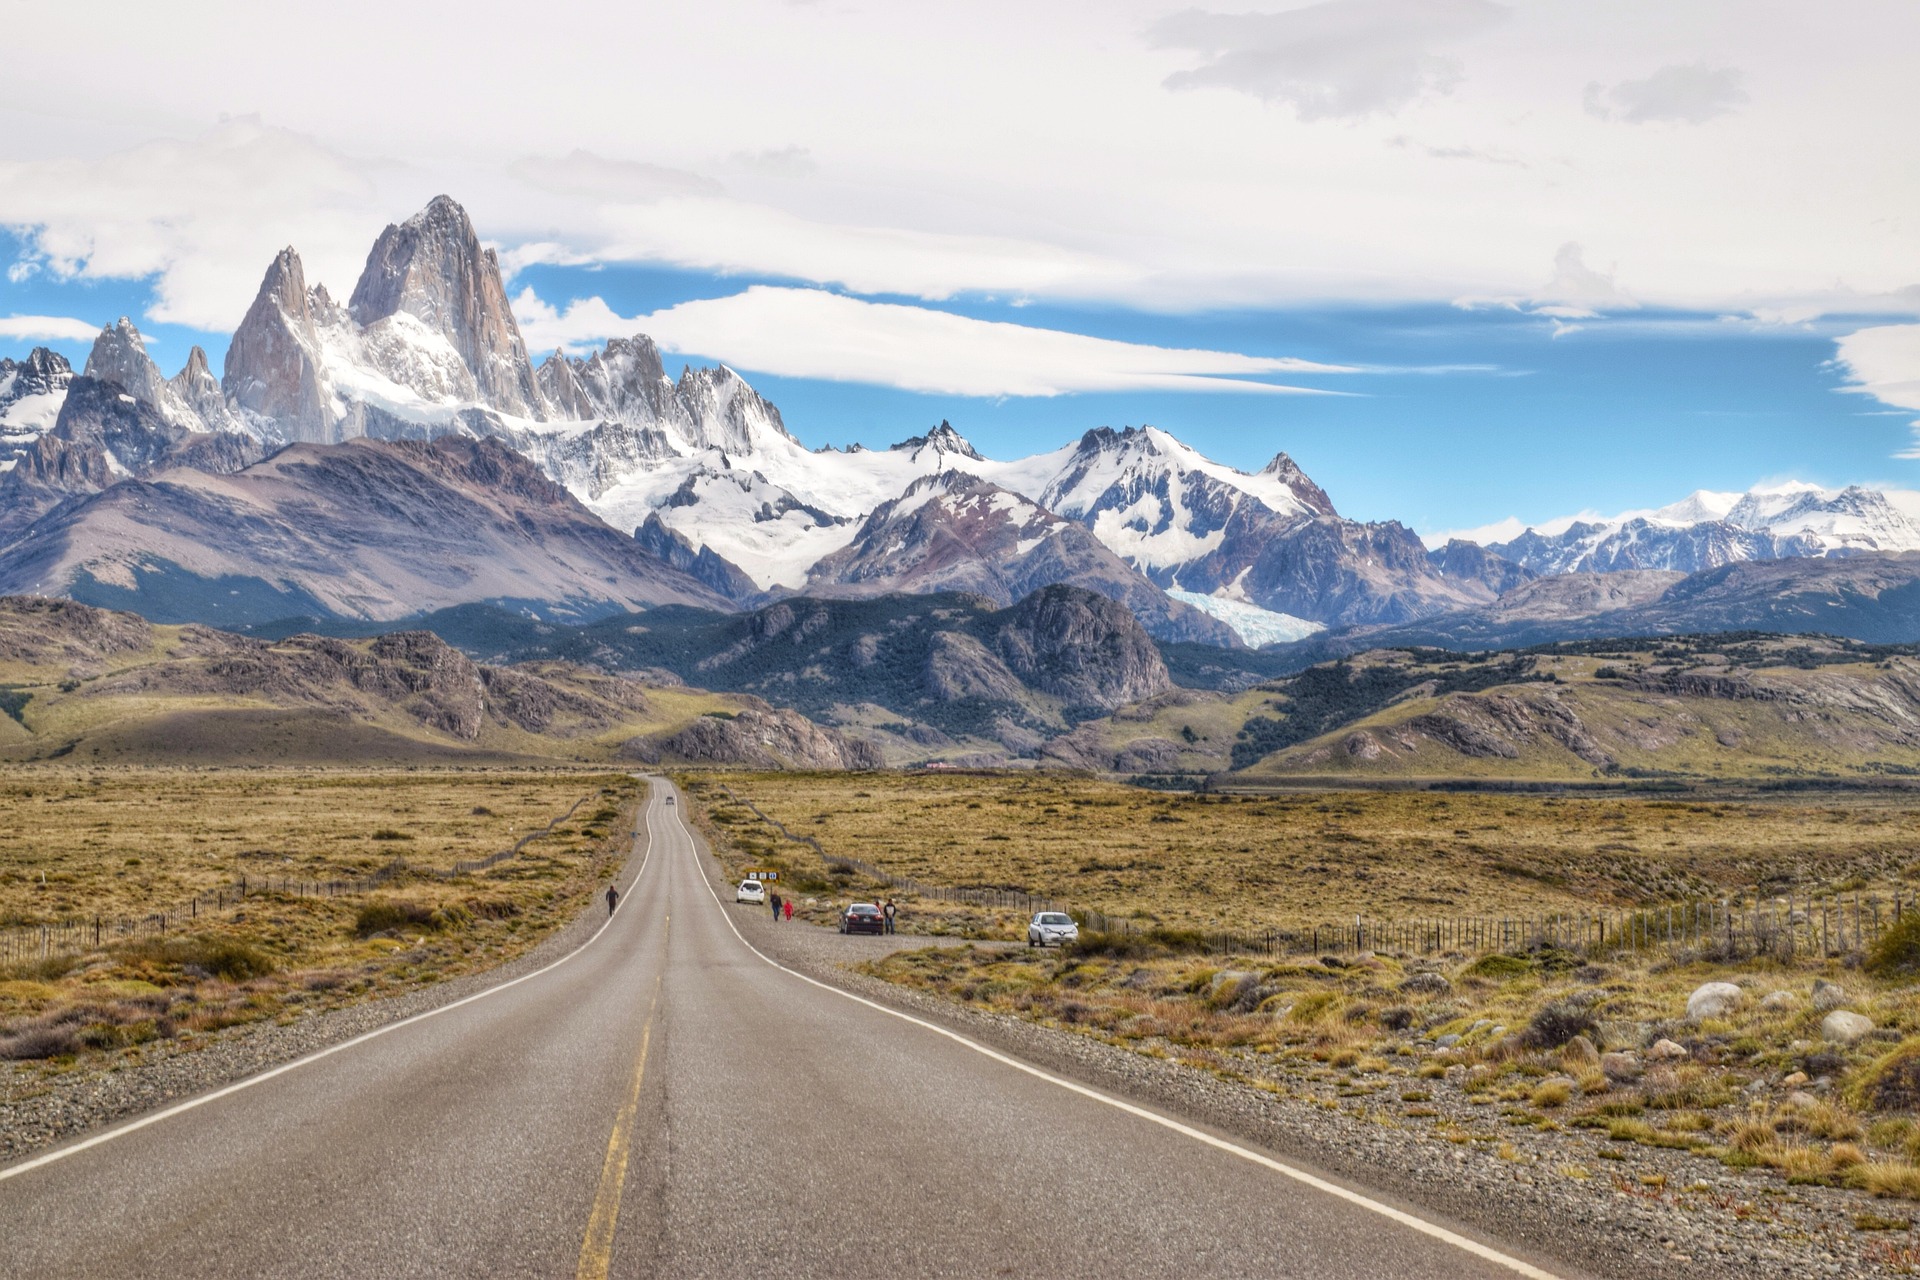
[
  {"left": 1521, "top": 999, "right": 1596, "bottom": 1049},
  {"left": 1463, "top": 954, "right": 1534, "bottom": 981},
  {"left": 1867, "top": 913, "right": 1920, "bottom": 976},
  {"left": 352, "top": 899, "right": 457, "bottom": 937},
  {"left": 1849, "top": 1039, "right": 1920, "bottom": 1114},
  {"left": 119, "top": 936, "right": 275, "bottom": 982}
]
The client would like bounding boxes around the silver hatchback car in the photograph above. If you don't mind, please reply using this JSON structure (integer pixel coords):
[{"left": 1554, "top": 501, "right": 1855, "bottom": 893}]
[{"left": 1027, "top": 911, "right": 1079, "bottom": 948}]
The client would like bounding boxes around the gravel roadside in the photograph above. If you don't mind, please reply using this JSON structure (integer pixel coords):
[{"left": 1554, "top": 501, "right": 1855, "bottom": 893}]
[{"left": 705, "top": 859, "right": 1913, "bottom": 1277}]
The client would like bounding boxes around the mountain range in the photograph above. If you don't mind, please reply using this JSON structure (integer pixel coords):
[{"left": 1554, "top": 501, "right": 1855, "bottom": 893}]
[{"left": 2, "top": 194, "right": 1918, "bottom": 659}]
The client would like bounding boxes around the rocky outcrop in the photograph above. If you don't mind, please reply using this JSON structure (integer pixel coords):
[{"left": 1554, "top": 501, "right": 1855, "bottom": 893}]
[
  {"left": 634, "top": 513, "right": 761, "bottom": 602},
  {"left": 989, "top": 584, "right": 1172, "bottom": 712},
  {"left": 83, "top": 319, "right": 202, "bottom": 432},
  {"left": 168, "top": 346, "right": 245, "bottom": 436},
  {"left": 347, "top": 196, "right": 546, "bottom": 419},
  {"left": 644, "top": 702, "right": 881, "bottom": 769},
  {"left": 223, "top": 247, "right": 339, "bottom": 442},
  {"left": 0, "top": 595, "right": 157, "bottom": 675}
]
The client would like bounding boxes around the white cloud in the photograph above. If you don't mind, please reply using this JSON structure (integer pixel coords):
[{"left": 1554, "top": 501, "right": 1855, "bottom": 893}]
[
  {"left": 0, "top": 4, "right": 1917, "bottom": 326},
  {"left": 1149, "top": 0, "right": 1510, "bottom": 120},
  {"left": 1584, "top": 63, "right": 1748, "bottom": 124},
  {"left": 514, "top": 285, "right": 1354, "bottom": 397},
  {"left": 0, "top": 118, "right": 391, "bottom": 331},
  {"left": 507, "top": 150, "right": 724, "bottom": 202},
  {"left": 585, "top": 196, "right": 1143, "bottom": 301},
  {"left": 726, "top": 146, "right": 817, "bottom": 177},
  {"left": 1833, "top": 323, "right": 1920, "bottom": 456},
  {"left": 0, "top": 314, "right": 102, "bottom": 343},
  {"left": 1419, "top": 515, "right": 1529, "bottom": 548}
]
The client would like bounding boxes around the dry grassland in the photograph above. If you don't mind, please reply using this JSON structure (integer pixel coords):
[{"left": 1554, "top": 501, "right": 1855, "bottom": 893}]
[
  {"left": 700, "top": 771, "right": 1920, "bottom": 933},
  {"left": 0, "top": 770, "right": 640, "bottom": 1072},
  {"left": 687, "top": 770, "right": 1920, "bottom": 1208}
]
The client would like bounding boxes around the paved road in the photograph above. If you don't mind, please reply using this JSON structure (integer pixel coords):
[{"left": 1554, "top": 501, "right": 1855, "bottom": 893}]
[{"left": 0, "top": 779, "right": 1570, "bottom": 1278}]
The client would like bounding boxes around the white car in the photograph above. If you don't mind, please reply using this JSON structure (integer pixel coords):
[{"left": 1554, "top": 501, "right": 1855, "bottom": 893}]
[
  {"left": 1027, "top": 911, "right": 1079, "bottom": 948},
  {"left": 736, "top": 880, "right": 767, "bottom": 905}
]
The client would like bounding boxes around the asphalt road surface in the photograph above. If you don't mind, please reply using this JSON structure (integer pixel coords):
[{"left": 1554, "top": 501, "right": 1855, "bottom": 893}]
[{"left": 0, "top": 779, "right": 1572, "bottom": 1278}]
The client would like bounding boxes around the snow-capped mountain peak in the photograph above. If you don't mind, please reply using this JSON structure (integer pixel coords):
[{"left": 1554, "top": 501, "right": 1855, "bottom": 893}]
[
  {"left": 890, "top": 420, "right": 982, "bottom": 462},
  {"left": 1475, "top": 481, "right": 1920, "bottom": 575}
]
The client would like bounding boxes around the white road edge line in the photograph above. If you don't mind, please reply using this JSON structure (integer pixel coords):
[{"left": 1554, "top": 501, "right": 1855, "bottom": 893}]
[
  {"left": 0, "top": 786, "right": 664, "bottom": 1185},
  {"left": 673, "top": 784, "right": 1563, "bottom": 1280}
]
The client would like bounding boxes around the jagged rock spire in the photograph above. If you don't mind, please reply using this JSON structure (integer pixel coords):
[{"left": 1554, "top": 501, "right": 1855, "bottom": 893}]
[{"left": 348, "top": 195, "right": 546, "bottom": 419}]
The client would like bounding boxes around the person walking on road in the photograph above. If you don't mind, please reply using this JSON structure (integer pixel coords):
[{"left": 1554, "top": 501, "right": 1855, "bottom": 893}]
[
  {"left": 783, "top": 897, "right": 793, "bottom": 923},
  {"left": 770, "top": 890, "right": 782, "bottom": 921},
  {"left": 606, "top": 885, "right": 620, "bottom": 917},
  {"left": 883, "top": 898, "right": 897, "bottom": 935}
]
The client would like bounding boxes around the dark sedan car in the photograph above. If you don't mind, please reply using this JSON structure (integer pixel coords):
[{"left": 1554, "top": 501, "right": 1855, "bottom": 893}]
[{"left": 840, "top": 903, "right": 886, "bottom": 935}]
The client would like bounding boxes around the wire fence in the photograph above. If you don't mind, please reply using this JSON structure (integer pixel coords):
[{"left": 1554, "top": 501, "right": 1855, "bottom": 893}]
[
  {"left": 0, "top": 791, "right": 604, "bottom": 970},
  {"left": 716, "top": 786, "right": 1913, "bottom": 963}
]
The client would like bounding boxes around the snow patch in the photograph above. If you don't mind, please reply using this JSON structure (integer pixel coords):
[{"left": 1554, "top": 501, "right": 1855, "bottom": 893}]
[{"left": 1166, "top": 589, "right": 1323, "bottom": 647}]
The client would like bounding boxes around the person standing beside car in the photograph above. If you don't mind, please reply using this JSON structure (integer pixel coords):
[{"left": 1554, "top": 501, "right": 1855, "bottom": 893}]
[{"left": 883, "top": 898, "right": 897, "bottom": 934}]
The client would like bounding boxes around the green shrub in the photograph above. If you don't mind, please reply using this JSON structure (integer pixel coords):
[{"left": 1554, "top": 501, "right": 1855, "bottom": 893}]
[
  {"left": 1867, "top": 913, "right": 1920, "bottom": 975},
  {"left": 1464, "top": 953, "right": 1535, "bottom": 980}
]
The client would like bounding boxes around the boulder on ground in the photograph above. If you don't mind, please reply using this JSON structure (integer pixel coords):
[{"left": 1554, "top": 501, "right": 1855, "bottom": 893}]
[
  {"left": 1646, "top": 1038, "right": 1690, "bottom": 1062},
  {"left": 1685, "top": 981, "right": 1743, "bottom": 1021},
  {"left": 1561, "top": 1035, "right": 1600, "bottom": 1067},
  {"left": 1812, "top": 979, "right": 1850, "bottom": 1012},
  {"left": 1760, "top": 990, "right": 1799, "bottom": 1012},
  {"left": 1399, "top": 972, "right": 1452, "bottom": 996},
  {"left": 1600, "top": 1052, "right": 1642, "bottom": 1082},
  {"left": 1820, "top": 1010, "right": 1875, "bottom": 1045}
]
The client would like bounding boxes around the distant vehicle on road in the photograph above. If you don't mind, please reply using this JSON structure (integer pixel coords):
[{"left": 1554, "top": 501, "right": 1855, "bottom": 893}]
[
  {"left": 665, "top": 796, "right": 675, "bottom": 805},
  {"left": 1027, "top": 912, "right": 1079, "bottom": 948},
  {"left": 840, "top": 903, "right": 885, "bottom": 935},
  {"left": 737, "top": 880, "right": 767, "bottom": 905}
]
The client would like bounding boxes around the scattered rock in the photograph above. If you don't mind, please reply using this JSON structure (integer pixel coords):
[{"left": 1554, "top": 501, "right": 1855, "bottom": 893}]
[
  {"left": 1601, "top": 1052, "right": 1642, "bottom": 1082},
  {"left": 1760, "top": 990, "right": 1799, "bottom": 1012},
  {"left": 1435, "top": 1033, "right": 1461, "bottom": 1048},
  {"left": 1786, "top": 1090, "right": 1821, "bottom": 1110},
  {"left": 1561, "top": 1035, "right": 1599, "bottom": 1067},
  {"left": 1685, "top": 981, "right": 1743, "bottom": 1021},
  {"left": 1780, "top": 1071, "right": 1808, "bottom": 1088},
  {"left": 1647, "top": 1038, "right": 1689, "bottom": 1062},
  {"left": 1811, "top": 979, "right": 1850, "bottom": 1012},
  {"left": 1820, "top": 1010, "right": 1874, "bottom": 1045}
]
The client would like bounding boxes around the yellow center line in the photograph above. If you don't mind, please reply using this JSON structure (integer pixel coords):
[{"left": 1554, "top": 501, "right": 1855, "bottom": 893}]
[{"left": 576, "top": 918, "right": 666, "bottom": 1280}]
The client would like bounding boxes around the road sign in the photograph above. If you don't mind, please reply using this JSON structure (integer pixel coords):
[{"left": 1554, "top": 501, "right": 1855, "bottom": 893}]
[{"left": 744, "top": 869, "right": 779, "bottom": 881}]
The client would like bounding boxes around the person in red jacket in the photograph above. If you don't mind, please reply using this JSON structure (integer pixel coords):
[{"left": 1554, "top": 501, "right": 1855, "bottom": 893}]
[{"left": 783, "top": 897, "right": 794, "bottom": 923}]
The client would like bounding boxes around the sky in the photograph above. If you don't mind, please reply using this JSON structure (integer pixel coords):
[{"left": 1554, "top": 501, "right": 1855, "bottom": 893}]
[{"left": 1, "top": 0, "right": 1916, "bottom": 538}]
